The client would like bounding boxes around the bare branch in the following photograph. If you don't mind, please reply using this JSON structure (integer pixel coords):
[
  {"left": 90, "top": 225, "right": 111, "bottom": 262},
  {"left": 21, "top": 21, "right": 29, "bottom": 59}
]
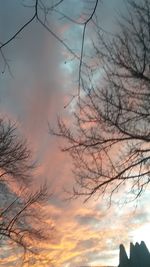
[
  {"left": 0, "top": 119, "right": 53, "bottom": 264},
  {"left": 0, "top": 0, "right": 101, "bottom": 95},
  {"left": 53, "top": 0, "right": 150, "bottom": 204}
]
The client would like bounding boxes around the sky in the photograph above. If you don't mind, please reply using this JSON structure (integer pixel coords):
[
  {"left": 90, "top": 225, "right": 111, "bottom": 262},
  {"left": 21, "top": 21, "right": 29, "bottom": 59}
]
[{"left": 0, "top": 0, "right": 150, "bottom": 266}]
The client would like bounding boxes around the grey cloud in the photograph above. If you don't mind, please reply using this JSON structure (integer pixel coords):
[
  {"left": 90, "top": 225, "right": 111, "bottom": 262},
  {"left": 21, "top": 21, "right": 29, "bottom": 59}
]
[
  {"left": 131, "top": 211, "right": 149, "bottom": 224},
  {"left": 86, "top": 248, "right": 118, "bottom": 264},
  {"left": 74, "top": 238, "right": 100, "bottom": 251},
  {"left": 76, "top": 214, "right": 100, "bottom": 226}
]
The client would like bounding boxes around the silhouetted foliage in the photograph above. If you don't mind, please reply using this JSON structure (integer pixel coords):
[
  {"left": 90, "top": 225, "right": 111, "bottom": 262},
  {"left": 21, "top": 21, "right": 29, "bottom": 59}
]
[
  {"left": 119, "top": 241, "right": 150, "bottom": 267},
  {"left": 54, "top": 0, "right": 150, "bottom": 203}
]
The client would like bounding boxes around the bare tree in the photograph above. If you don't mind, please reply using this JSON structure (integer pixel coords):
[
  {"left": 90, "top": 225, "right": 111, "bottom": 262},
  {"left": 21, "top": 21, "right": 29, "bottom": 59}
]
[
  {"left": 53, "top": 0, "right": 150, "bottom": 203},
  {"left": 0, "top": 119, "right": 53, "bottom": 265},
  {"left": 0, "top": 0, "right": 100, "bottom": 93},
  {"left": 0, "top": 119, "right": 33, "bottom": 184}
]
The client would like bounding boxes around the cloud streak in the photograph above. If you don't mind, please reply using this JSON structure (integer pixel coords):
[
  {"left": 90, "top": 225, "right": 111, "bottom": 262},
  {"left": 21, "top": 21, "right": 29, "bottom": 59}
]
[{"left": 0, "top": 1, "right": 150, "bottom": 266}]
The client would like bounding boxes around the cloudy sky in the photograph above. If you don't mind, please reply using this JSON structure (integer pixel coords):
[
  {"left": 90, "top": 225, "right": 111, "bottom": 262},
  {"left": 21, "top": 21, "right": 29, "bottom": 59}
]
[{"left": 0, "top": 0, "right": 150, "bottom": 266}]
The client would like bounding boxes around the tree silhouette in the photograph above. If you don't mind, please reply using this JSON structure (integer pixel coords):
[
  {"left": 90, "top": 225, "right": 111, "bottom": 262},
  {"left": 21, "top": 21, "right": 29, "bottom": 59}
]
[
  {"left": 0, "top": 119, "right": 53, "bottom": 265},
  {"left": 54, "top": 0, "right": 150, "bottom": 203}
]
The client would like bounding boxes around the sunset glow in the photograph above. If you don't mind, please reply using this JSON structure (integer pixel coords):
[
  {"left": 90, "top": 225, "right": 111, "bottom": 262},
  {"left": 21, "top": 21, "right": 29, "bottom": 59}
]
[{"left": 0, "top": 0, "right": 150, "bottom": 267}]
